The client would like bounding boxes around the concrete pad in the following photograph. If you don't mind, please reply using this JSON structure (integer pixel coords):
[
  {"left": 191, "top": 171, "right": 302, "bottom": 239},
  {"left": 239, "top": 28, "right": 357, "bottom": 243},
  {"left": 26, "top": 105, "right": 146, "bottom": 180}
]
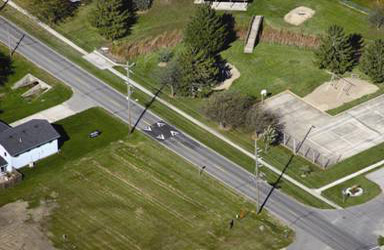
[
  {"left": 83, "top": 50, "right": 116, "bottom": 70},
  {"left": 264, "top": 91, "right": 384, "bottom": 166},
  {"left": 366, "top": 168, "right": 384, "bottom": 191}
]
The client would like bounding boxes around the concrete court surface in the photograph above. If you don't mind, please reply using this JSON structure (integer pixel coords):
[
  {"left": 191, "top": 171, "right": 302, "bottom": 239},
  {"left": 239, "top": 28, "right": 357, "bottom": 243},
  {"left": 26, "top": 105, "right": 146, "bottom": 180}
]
[
  {"left": 264, "top": 91, "right": 384, "bottom": 164},
  {"left": 367, "top": 168, "right": 384, "bottom": 191}
]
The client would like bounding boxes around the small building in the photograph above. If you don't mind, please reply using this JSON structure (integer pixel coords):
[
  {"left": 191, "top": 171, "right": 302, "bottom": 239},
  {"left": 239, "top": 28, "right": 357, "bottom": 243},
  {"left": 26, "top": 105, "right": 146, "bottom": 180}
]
[{"left": 0, "top": 119, "right": 60, "bottom": 175}]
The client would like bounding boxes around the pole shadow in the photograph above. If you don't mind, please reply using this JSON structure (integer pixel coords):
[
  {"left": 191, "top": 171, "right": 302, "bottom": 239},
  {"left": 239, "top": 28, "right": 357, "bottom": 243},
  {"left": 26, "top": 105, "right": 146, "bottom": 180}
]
[
  {"left": 11, "top": 34, "right": 25, "bottom": 56},
  {"left": 130, "top": 83, "right": 166, "bottom": 134},
  {"left": 258, "top": 125, "right": 315, "bottom": 214},
  {"left": 0, "top": 0, "right": 9, "bottom": 12}
]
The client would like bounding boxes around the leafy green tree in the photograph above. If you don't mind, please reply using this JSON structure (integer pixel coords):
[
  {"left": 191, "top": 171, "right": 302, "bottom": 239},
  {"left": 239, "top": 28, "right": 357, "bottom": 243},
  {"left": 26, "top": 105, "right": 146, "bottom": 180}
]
[
  {"left": 245, "top": 105, "right": 281, "bottom": 135},
  {"left": 158, "top": 60, "right": 181, "bottom": 96},
  {"left": 203, "top": 91, "right": 254, "bottom": 129},
  {"left": 178, "top": 47, "right": 219, "bottom": 97},
  {"left": 360, "top": 39, "right": 384, "bottom": 83},
  {"left": 184, "top": 4, "right": 229, "bottom": 56},
  {"left": 92, "top": 0, "right": 133, "bottom": 40},
  {"left": 261, "top": 125, "right": 278, "bottom": 152},
  {"left": 314, "top": 25, "right": 354, "bottom": 74},
  {"left": 29, "top": 0, "right": 75, "bottom": 24},
  {"left": 133, "top": 0, "right": 152, "bottom": 11}
]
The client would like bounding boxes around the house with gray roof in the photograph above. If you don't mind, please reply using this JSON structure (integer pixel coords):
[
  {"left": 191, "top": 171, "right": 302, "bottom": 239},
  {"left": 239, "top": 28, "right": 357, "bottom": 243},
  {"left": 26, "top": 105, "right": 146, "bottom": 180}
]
[{"left": 0, "top": 119, "right": 60, "bottom": 174}]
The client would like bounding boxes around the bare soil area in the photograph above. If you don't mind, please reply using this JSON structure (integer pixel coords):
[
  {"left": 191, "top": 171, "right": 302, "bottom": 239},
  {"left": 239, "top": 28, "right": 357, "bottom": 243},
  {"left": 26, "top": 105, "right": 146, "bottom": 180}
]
[
  {"left": 303, "top": 77, "right": 379, "bottom": 111},
  {"left": 284, "top": 6, "right": 315, "bottom": 26},
  {"left": 213, "top": 63, "right": 241, "bottom": 90},
  {"left": 0, "top": 200, "right": 56, "bottom": 250}
]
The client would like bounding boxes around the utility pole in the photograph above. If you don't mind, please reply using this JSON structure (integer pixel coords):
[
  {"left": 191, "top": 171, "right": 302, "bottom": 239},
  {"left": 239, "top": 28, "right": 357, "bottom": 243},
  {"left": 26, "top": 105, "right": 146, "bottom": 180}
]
[
  {"left": 116, "top": 61, "right": 135, "bottom": 134},
  {"left": 7, "top": 25, "right": 11, "bottom": 57},
  {"left": 254, "top": 138, "right": 261, "bottom": 214}
]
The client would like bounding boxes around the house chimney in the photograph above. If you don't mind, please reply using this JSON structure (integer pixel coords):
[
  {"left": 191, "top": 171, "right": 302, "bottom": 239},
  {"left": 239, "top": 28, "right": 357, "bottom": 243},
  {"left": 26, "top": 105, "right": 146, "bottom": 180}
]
[{"left": 19, "top": 137, "right": 22, "bottom": 143}]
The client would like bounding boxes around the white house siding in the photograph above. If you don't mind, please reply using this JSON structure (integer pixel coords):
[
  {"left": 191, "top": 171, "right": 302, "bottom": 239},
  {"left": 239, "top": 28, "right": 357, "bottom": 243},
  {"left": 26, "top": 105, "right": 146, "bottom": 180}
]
[
  {"left": 0, "top": 144, "right": 13, "bottom": 172},
  {"left": 10, "top": 140, "right": 58, "bottom": 169}
]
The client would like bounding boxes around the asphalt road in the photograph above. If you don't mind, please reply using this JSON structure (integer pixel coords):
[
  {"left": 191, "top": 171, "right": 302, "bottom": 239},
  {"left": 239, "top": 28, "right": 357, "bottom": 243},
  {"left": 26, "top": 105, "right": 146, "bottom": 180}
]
[{"left": 0, "top": 17, "right": 381, "bottom": 250}]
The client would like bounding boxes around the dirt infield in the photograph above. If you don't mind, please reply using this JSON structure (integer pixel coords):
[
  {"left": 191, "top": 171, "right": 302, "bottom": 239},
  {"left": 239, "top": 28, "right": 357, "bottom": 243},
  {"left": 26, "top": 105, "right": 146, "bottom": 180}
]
[
  {"left": 303, "top": 77, "right": 379, "bottom": 111},
  {"left": 0, "top": 200, "right": 55, "bottom": 250},
  {"left": 284, "top": 6, "right": 315, "bottom": 26}
]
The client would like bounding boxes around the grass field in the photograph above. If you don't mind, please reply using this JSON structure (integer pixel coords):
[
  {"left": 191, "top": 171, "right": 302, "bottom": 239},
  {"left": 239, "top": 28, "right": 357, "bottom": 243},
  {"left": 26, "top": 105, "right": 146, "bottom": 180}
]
[
  {"left": 0, "top": 5, "right": 337, "bottom": 208},
  {"left": 238, "top": 0, "right": 384, "bottom": 40},
  {"left": 0, "top": 44, "right": 71, "bottom": 123},
  {"left": 322, "top": 174, "right": 381, "bottom": 208},
  {"left": 0, "top": 108, "right": 293, "bottom": 249}
]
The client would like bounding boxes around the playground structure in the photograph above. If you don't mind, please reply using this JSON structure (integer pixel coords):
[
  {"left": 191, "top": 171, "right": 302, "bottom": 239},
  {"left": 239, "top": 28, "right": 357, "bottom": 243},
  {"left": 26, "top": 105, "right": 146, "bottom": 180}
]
[
  {"left": 194, "top": 0, "right": 249, "bottom": 11},
  {"left": 303, "top": 73, "right": 378, "bottom": 111},
  {"left": 244, "top": 15, "right": 263, "bottom": 53}
]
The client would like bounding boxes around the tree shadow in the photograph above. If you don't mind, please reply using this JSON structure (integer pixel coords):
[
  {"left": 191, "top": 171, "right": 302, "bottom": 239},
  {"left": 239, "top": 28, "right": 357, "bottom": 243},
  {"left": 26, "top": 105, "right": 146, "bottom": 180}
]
[
  {"left": 258, "top": 126, "right": 314, "bottom": 214},
  {"left": 349, "top": 33, "right": 364, "bottom": 66},
  {"left": 221, "top": 13, "right": 237, "bottom": 51},
  {"left": 0, "top": 51, "right": 14, "bottom": 86},
  {"left": 52, "top": 124, "right": 70, "bottom": 149},
  {"left": 216, "top": 57, "right": 231, "bottom": 83}
]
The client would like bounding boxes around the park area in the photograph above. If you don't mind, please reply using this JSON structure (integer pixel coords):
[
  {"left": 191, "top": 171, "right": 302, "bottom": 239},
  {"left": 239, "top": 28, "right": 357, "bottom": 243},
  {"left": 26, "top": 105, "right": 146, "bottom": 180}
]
[{"left": 0, "top": 108, "right": 293, "bottom": 249}]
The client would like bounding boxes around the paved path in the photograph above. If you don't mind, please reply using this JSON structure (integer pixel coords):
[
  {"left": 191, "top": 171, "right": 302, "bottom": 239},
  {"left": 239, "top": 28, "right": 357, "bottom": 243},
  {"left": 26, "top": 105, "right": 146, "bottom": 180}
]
[
  {"left": 10, "top": 92, "right": 95, "bottom": 126},
  {"left": 1, "top": 17, "right": 383, "bottom": 250}
]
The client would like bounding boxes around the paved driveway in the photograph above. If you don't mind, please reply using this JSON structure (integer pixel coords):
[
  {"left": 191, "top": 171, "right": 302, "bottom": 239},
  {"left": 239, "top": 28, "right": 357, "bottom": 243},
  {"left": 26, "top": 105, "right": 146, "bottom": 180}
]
[{"left": 265, "top": 91, "right": 384, "bottom": 165}]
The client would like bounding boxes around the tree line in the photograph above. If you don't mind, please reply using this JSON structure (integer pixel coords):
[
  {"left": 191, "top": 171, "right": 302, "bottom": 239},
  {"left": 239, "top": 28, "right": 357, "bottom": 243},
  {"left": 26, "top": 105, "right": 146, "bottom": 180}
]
[
  {"left": 27, "top": 0, "right": 153, "bottom": 40},
  {"left": 315, "top": 25, "right": 384, "bottom": 83}
]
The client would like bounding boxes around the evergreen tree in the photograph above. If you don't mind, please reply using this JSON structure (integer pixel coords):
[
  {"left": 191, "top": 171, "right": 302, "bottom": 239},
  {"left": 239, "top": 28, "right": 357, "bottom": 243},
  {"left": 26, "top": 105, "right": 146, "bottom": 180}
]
[
  {"left": 314, "top": 25, "right": 354, "bottom": 74},
  {"left": 360, "top": 39, "right": 384, "bottom": 83},
  {"left": 178, "top": 47, "right": 219, "bottom": 97},
  {"left": 29, "top": 0, "right": 75, "bottom": 24},
  {"left": 184, "top": 4, "right": 228, "bottom": 56},
  {"left": 92, "top": 0, "right": 133, "bottom": 40}
]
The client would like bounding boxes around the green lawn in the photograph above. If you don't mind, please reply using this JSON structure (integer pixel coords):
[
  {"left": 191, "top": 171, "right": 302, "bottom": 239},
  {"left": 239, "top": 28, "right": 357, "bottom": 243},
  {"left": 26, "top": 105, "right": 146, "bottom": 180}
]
[
  {"left": 237, "top": 0, "right": 384, "bottom": 40},
  {"left": 0, "top": 108, "right": 293, "bottom": 249},
  {"left": 0, "top": 45, "right": 71, "bottom": 123},
  {"left": 322, "top": 174, "right": 381, "bottom": 208},
  {"left": 0, "top": 5, "right": 335, "bottom": 208}
]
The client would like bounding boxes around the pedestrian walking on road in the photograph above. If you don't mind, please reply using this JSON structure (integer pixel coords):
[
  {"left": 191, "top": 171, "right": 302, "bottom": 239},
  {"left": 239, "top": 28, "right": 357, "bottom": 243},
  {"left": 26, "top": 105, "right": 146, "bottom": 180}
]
[{"left": 199, "top": 165, "right": 206, "bottom": 176}]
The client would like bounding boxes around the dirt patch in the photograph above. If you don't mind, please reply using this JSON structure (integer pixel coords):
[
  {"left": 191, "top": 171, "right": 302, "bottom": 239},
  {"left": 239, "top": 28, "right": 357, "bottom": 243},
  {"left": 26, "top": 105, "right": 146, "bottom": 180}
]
[
  {"left": 284, "top": 6, "right": 315, "bottom": 26},
  {"left": 0, "top": 200, "right": 56, "bottom": 250},
  {"left": 213, "top": 63, "right": 240, "bottom": 91},
  {"left": 303, "top": 77, "right": 379, "bottom": 111}
]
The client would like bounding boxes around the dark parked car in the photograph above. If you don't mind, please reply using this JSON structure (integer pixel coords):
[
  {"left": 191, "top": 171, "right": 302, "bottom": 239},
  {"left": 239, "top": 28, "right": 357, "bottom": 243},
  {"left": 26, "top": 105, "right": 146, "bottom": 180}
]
[{"left": 89, "top": 130, "right": 102, "bottom": 138}]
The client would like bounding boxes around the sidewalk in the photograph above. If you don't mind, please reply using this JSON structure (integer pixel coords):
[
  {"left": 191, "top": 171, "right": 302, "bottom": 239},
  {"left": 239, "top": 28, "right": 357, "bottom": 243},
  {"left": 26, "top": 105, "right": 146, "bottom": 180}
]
[{"left": 2, "top": 0, "right": 342, "bottom": 209}]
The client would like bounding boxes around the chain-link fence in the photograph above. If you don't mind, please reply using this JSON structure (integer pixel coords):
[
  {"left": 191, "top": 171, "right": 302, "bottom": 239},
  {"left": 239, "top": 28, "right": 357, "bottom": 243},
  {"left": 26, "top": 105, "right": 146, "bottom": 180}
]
[{"left": 281, "top": 132, "right": 341, "bottom": 169}]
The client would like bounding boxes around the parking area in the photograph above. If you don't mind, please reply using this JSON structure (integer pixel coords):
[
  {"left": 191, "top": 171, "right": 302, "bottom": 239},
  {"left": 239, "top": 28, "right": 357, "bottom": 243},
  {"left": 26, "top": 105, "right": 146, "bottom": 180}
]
[{"left": 264, "top": 91, "right": 384, "bottom": 164}]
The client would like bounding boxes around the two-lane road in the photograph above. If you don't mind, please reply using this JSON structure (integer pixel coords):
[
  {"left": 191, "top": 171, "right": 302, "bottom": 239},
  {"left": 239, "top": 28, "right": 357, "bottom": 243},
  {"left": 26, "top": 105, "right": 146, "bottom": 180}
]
[{"left": 0, "top": 17, "right": 380, "bottom": 250}]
